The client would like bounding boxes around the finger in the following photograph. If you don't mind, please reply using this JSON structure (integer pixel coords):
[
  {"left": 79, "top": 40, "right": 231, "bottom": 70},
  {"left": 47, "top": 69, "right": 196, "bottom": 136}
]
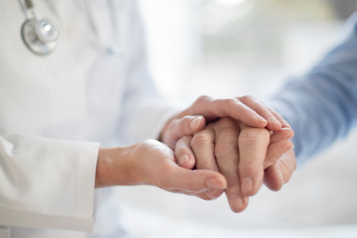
[
  {"left": 178, "top": 96, "right": 268, "bottom": 129},
  {"left": 268, "top": 108, "right": 291, "bottom": 128},
  {"left": 238, "top": 125, "right": 270, "bottom": 197},
  {"left": 158, "top": 162, "right": 227, "bottom": 193},
  {"left": 264, "top": 150, "right": 297, "bottom": 191},
  {"left": 162, "top": 187, "right": 223, "bottom": 200},
  {"left": 270, "top": 128, "right": 294, "bottom": 144},
  {"left": 238, "top": 95, "right": 282, "bottom": 131},
  {"left": 164, "top": 116, "right": 206, "bottom": 149},
  {"left": 181, "top": 190, "right": 223, "bottom": 201},
  {"left": 205, "top": 189, "right": 225, "bottom": 199},
  {"left": 263, "top": 140, "right": 294, "bottom": 169},
  {"left": 191, "top": 127, "right": 219, "bottom": 172},
  {"left": 211, "top": 118, "right": 248, "bottom": 212},
  {"left": 175, "top": 136, "right": 196, "bottom": 169}
]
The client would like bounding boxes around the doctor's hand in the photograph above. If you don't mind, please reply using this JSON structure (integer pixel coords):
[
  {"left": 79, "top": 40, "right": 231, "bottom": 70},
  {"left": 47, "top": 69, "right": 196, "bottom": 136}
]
[
  {"left": 174, "top": 118, "right": 296, "bottom": 212},
  {"left": 160, "top": 96, "right": 291, "bottom": 149},
  {"left": 95, "top": 139, "right": 227, "bottom": 197}
]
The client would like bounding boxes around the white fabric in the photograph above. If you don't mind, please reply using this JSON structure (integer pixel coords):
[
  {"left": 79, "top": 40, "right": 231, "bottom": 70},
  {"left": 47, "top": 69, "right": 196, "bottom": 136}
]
[
  {"left": 0, "top": 226, "right": 10, "bottom": 238},
  {"left": 0, "top": 135, "right": 99, "bottom": 232},
  {"left": 0, "top": 0, "right": 181, "bottom": 236}
]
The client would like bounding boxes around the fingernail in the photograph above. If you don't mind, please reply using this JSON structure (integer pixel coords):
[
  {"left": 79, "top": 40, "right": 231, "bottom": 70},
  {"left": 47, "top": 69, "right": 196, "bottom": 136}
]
[
  {"left": 229, "top": 195, "right": 243, "bottom": 211},
  {"left": 206, "top": 178, "right": 227, "bottom": 189},
  {"left": 269, "top": 116, "right": 281, "bottom": 126},
  {"left": 241, "top": 177, "right": 253, "bottom": 193},
  {"left": 255, "top": 115, "right": 267, "bottom": 123},
  {"left": 189, "top": 117, "right": 202, "bottom": 130},
  {"left": 179, "top": 154, "right": 190, "bottom": 165},
  {"left": 282, "top": 120, "right": 291, "bottom": 128}
]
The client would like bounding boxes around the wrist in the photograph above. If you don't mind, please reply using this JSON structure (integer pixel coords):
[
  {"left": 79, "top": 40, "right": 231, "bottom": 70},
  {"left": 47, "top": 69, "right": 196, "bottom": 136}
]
[{"left": 95, "top": 145, "right": 140, "bottom": 188}]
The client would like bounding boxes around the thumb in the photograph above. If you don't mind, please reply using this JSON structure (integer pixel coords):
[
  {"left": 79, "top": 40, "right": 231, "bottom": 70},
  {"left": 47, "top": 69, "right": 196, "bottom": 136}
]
[
  {"left": 160, "top": 163, "right": 227, "bottom": 193},
  {"left": 163, "top": 116, "right": 206, "bottom": 149},
  {"left": 264, "top": 140, "right": 294, "bottom": 169}
]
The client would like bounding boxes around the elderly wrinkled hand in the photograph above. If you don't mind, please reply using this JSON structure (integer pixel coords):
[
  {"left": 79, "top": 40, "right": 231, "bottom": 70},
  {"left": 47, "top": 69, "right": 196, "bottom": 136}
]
[
  {"left": 95, "top": 95, "right": 295, "bottom": 202},
  {"left": 175, "top": 118, "right": 296, "bottom": 212}
]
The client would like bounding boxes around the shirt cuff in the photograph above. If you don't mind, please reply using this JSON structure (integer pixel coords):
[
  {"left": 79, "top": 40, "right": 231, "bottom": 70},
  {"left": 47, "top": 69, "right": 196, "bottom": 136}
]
[
  {"left": 74, "top": 142, "right": 100, "bottom": 231},
  {"left": 0, "top": 141, "right": 100, "bottom": 233}
]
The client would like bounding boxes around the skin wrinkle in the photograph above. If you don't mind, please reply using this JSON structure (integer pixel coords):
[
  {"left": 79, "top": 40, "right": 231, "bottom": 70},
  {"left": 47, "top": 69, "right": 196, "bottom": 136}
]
[
  {"left": 175, "top": 135, "right": 197, "bottom": 170},
  {"left": 210, "top": 118, "right": 245, "bottom": 210},
  {"left": 174, "top": 115, "right": 295, "bottom": 211},
  {"left": 191, "top": 129, "right": 215, "bottom": 149},
  {"left": 94, "top": 91, "right": 294, "bottom": 212},
  {"left": 279, "top": 151, "right": 296, "bottom": 183},
  {"left": 191, "top": 128, "right": 218, "bottom": 171}
]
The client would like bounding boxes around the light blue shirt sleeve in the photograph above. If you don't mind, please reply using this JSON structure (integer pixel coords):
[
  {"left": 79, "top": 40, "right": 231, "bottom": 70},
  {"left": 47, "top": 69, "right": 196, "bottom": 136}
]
[{"left": 269, "top": 13, "right": 357, "bottom": 166}]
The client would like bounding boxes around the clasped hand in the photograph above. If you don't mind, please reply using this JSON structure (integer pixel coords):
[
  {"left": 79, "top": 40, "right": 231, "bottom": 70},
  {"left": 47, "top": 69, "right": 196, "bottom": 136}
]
[
  {"left": 174, "top": 117, "right": 295, "bottom": 212},
  {"left": 95, "top": 96, "right": 296, "bottom": 213}
]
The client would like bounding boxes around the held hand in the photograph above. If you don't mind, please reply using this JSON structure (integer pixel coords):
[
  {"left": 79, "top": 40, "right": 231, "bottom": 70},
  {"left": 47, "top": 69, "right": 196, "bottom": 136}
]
[
  {"left": 264, "top": 149, "right": 296, "bottom": 191},
  {"left": 160, "top": 96, "right": 290, "bottom": 149},
  {"left": 95, "top": 140, "right": 227, "bottom": 197},
  {"left": 174, "top": 118, "right": 296, "bottom": 212}
]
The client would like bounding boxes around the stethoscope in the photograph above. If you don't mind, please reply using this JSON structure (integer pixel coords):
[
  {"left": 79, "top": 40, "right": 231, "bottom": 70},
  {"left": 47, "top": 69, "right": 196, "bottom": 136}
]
[{"left": 19, "top": 0, "right": 123, "bottom": 56}]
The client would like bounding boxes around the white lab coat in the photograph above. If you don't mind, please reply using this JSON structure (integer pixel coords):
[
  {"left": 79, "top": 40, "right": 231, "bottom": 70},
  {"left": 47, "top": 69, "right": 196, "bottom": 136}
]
[{"left": 0, "top": 0, "right": 180, "bottom": 237}]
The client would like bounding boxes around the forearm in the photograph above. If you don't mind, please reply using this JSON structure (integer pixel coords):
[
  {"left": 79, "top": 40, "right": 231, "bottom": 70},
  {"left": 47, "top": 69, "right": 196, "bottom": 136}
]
[
  {"left": 269, "top": 71, "right": 357, "bottom": 164},
  {"left": 268, "top": 14, "right": 357, "bottom": 165}
]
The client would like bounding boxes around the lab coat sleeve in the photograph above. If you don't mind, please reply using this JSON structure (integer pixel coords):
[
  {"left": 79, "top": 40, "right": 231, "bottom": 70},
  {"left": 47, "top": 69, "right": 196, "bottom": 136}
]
[
  {"left": 268, "top": 13, "right": 357, "bottom": 166},
  {"left": 0, "top": 134, "right": 100, "bottom": 232},
  {"left": 117, "top": 1, "right": 183, "bottom": 144}
]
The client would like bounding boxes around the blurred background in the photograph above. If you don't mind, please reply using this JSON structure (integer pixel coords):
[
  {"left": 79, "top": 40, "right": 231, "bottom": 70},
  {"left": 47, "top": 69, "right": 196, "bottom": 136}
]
[{"left": 114, "top": 0, "right": 357, "bottom": 237}]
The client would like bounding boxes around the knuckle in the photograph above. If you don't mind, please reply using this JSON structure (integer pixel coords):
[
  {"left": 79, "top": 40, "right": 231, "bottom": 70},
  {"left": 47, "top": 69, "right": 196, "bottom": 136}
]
[
  {"left": 241, "top": 160, "right": 262, "bottom": 174},
  {"left": 223, "top": 98, "right": 238, "bottom": 107},
  {"left": 215, "top": 141, "right": 237, "bottom": 160},
  {"left": 197, "top": 95, "right": 212, "bottom": 103},
  {"left": 218, "top": 117, "right": 236, "bottom": 127},
  {"left": 191, "top": 131, "right": 214, "bottom": 148},
  {"left": 196, "top": 160, "right": 214, "bottom": 170},
  {"left": 225, "top": 176, "right": 239, "bottom": 187},
  {"left": 219, "top": 127, "right": 238, "bottom": 138},
  {"left": 239, "top": 95, "right": 255, "bottom": 102},
  {"left": 239, "top": 129, "right": 269, "bottom": 144}
]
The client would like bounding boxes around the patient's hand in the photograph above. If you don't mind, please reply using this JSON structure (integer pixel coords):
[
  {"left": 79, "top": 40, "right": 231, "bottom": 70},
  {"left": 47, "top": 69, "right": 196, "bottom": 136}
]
[{"left": 175, "top": 117, "right": 296, "bottom": 212}]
